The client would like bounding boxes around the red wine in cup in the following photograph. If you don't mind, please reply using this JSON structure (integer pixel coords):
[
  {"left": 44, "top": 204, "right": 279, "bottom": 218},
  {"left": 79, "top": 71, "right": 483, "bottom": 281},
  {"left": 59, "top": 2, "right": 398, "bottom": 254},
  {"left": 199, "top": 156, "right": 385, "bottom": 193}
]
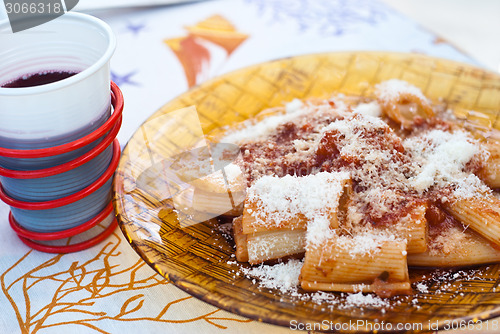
[{"left": 1, "top": 71, "right": 78, "bottom": 88}]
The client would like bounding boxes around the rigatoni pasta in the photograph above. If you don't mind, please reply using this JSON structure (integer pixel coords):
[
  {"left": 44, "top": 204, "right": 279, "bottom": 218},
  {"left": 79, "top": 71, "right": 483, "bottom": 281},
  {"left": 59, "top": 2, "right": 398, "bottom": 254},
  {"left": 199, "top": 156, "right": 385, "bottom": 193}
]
[
  {"left": 240, "top": 172, "right": 351, "bottom": 264},
  {"left": 443, "top": 194, "right": 500, "bottom": 246},
  {"left": 376, "top": 203, "right": 428, "bottom": 254},
  {"left": 199, "top": 79, "right": 499, "bottom": 297},
  {"left": 408, "top": 219, "right": 500, "bottom": 267},
  {"left": 246, "top": 229, "right": 306, "bottom": 264},
  {"left": 172, "top": 162, "right": 246, "bottom": 217},
  {"left": 479, "top": 139, "right": 500, "bottom": 188},
  {"left": 301, "top": 234, "right": 410, "bottom": 296},
  {"left": 375, "top": 79, "right": 434, "bottom": 128}
]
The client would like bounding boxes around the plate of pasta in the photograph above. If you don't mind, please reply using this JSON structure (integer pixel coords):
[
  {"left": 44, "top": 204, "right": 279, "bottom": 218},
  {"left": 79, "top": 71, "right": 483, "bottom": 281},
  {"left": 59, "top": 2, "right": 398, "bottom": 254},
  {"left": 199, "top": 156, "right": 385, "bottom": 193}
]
[{"left": 114, "top": 52, "right": 500, "bottom": 333}]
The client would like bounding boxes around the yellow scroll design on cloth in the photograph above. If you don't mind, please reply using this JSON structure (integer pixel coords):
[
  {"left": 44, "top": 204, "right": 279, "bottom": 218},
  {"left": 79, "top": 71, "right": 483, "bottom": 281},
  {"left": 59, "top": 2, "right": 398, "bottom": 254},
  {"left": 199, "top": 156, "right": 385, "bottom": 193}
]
[{"left": 1, "top": 230, "right": 251, "bottom": 333}]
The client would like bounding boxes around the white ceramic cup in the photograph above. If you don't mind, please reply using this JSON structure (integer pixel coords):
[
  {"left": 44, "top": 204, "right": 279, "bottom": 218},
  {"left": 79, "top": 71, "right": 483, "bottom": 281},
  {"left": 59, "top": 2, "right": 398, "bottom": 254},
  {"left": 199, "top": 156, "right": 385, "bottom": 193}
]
[{"left": 0, "top": 12, "right": 116, "bottom": 149}]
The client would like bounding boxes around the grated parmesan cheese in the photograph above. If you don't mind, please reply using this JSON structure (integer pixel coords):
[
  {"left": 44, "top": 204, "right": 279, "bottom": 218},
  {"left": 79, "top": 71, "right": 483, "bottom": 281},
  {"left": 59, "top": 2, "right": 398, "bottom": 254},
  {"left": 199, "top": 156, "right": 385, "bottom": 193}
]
[
  {"left": 404, "top": 129, "right": 490, "bottom": 197},
  {"left": 344, "top": 292, "right": 390, "bottom": 308},
  {"left": 224, "top": 80, "right": 499, "bottom": 304},
  {"left": 415, "top": 283, "right": 429, "bottom": 293},
  {"left": 247, "top": 172, "right": 348, "bottom": 218},
  {"left": 337, "top": 232, "right": 398, "bottom": 258},
  {"left": 314, "top": 113, "right": 414, "bottom": 225},
  {"left": 375, "top": 79, "right": 429, "bottom": 104},
  {"left": 285, "top": 98, "right": 304, "bottom": 113},
  {"left": 353, "top": 101, "right": 382, "bottom": 117},
  {"left": 247, "top": 172, "right": 350, "bottom": 248},
  {"left": 240, "top": 260, "right": 392, "bottom": 310},
  {"left": 221, "top": 100, "right": 306, "bottom": 144},
  {"left": 202, "top": 163, "right": 243, "bottom": 189},
  {"left": 240, "top": 259, "right": 303, "bottom": 294}
]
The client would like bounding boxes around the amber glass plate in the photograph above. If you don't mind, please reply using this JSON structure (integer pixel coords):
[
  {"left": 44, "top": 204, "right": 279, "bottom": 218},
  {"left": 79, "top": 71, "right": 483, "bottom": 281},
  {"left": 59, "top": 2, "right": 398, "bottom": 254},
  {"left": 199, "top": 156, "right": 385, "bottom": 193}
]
[{"left": 114, "top": 52, "right": 500, "bottom": 333}]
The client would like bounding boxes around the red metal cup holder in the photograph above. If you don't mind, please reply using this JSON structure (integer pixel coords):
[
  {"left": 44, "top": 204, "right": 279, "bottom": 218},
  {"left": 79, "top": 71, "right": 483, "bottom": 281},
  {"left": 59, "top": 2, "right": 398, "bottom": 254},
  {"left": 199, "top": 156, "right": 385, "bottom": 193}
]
[
  {"left": 0, "top": 115, "right": 121, "bottom": 179},
  {"left": 3, "top": 139, "right": 121, "bottom": 253},
  {"left": 0, "top": 139, "right": 120, "bottom": 210},
  {"left": 10, "top": 201, "right": 114, "bottom": 240},
  {"left": 10, "top": 209, "right": 118, "bottom": 253},
  {"left": 0, "top": 81, "right": 123, "bottom": 159},
  {"left": 0, "top": 82, "right": 124, "bottom": 253}
]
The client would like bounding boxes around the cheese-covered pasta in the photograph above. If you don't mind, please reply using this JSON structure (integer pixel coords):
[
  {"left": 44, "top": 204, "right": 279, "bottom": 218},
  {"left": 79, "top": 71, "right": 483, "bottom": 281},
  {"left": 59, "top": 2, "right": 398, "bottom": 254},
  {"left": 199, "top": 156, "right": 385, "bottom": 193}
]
[{"left": 191, "top": 79, "right": 500, "bottom": 297}]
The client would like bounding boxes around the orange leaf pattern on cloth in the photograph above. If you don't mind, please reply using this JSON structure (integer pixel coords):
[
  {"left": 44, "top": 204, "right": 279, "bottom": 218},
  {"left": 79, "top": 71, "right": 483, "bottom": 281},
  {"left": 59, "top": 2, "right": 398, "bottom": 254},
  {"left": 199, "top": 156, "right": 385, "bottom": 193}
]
[
  {"left": 0, "top": 230, "right": 251, "bottom": 333},
  {"left": 164, "top": 15, "right": 248, "bottom": 87}
]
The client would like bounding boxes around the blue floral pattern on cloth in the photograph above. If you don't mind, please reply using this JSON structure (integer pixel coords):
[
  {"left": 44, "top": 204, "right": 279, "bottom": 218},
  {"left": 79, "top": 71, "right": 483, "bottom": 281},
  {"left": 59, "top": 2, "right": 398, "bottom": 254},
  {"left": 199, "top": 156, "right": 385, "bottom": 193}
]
[
  {"left": 111, "top": 70, "right": 140, "bottom": 87},
  {"left": 246, "top": 0, "right": 389, "bottom": 35},
  {"left": 124, "top": 21, "right": 147, "bottom": 35}
]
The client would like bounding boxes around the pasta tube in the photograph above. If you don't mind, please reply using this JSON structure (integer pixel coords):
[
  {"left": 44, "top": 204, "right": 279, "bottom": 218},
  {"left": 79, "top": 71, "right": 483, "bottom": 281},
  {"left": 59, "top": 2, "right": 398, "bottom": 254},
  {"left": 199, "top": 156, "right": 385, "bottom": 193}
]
[
  {"left": 246, "top": 229, "right": 306, "bottom": 265},
  {"left": 444, "top": 194, "right": 500, "bottom": 246},
  {"left": 300, "top": 234, "right": 409, "bottom": 295},
  {"left": 409, "top": 221, "right": 500, "bottom": 267}
]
